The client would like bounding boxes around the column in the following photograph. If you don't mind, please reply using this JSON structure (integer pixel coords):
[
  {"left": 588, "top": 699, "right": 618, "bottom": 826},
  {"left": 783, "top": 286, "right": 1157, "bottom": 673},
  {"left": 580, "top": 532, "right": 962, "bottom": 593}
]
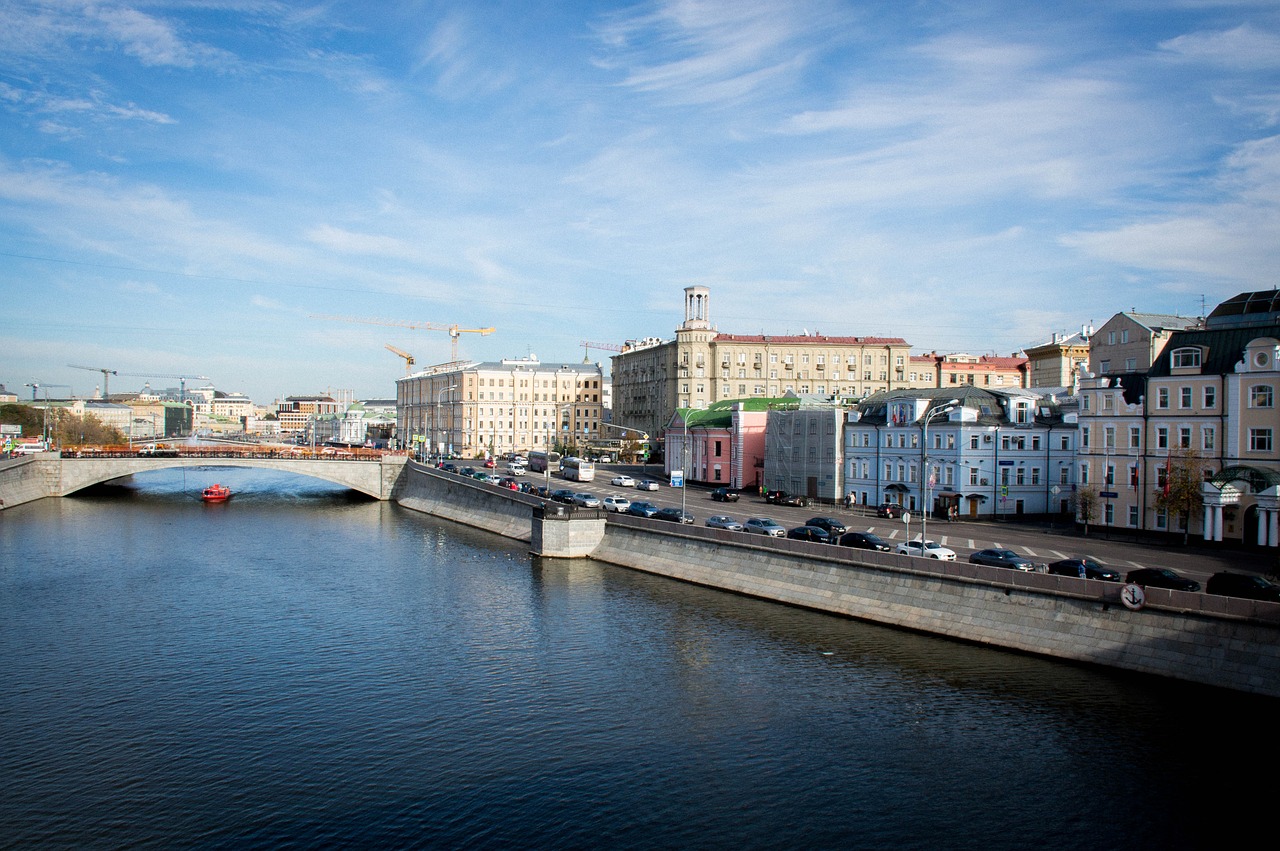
[
  {"left": 1270, "top": 509, "right": 1279, "bottom": 547},
  {"left": 1259, "top": 510, "right": 1269, "bottom": 547},
  {"left": 1214, "top": 504, "right": 1225, "bottom": 542},
  {"left": 1203, "top": 504, "right": 1215, "bottom": 542}
]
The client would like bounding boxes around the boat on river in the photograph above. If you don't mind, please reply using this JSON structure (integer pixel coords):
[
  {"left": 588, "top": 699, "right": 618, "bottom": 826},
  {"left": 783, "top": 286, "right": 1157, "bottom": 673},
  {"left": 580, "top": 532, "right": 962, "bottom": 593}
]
[{"left": 201, "top": 484, "right": 232, "bottom": 503}]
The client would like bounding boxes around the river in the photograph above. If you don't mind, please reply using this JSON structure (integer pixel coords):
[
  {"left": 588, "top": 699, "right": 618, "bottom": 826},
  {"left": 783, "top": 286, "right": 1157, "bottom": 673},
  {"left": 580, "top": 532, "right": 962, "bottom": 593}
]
[{"left": 0, "top": 467, "right": 1273, "bottom": 849}]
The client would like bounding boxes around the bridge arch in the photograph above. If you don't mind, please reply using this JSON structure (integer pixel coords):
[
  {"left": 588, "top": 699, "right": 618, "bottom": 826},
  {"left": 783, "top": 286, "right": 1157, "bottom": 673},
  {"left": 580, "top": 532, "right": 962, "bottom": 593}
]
[{"left": 56, "top": 456, "right": 406, "bottom": 500}]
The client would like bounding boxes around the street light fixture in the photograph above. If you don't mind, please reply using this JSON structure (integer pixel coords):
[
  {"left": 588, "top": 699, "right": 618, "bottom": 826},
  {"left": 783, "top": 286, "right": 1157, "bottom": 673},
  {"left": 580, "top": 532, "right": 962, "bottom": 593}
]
[{"left": 920, "top": 399, "right": 959, "bottom": 547}]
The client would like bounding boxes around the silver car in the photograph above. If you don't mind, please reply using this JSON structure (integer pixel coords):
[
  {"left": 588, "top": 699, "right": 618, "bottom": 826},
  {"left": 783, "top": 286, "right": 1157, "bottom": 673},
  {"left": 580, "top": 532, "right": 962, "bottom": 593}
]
[
  {"left": 743, "top": 517, "right": 786, "bottom": 537},
  {"left": 706, "top": 515, "right": 743, "bottom": 531},
  {"left": 572, "top": 493, "right": 602, "bottom": 508},
  {"left": 602, "top": 495, "right": 631, "bottom": 512}
]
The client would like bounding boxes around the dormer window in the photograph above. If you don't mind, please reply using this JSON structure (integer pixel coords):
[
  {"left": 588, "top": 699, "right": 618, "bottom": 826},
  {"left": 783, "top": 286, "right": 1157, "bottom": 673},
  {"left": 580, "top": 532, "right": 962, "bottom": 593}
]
[{"left": 1172, "top": 347, "right": 1201, "bottom": 369}]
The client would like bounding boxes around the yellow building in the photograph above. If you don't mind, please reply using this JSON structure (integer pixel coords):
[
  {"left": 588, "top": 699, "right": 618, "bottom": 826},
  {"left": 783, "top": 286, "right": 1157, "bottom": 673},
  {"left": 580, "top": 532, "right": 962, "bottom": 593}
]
[
  {"left": 611, "top": 286, "right": 911, "bottom": 444},
  {"left": 397, "top": 357, "right": 606, "bottom": 457}
]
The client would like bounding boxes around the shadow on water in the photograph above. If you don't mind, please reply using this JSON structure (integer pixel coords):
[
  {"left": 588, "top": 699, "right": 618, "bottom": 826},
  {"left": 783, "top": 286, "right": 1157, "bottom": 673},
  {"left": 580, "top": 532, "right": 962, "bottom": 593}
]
[{"left": 70, "top": 466, "right": 376, "bottom": 506}]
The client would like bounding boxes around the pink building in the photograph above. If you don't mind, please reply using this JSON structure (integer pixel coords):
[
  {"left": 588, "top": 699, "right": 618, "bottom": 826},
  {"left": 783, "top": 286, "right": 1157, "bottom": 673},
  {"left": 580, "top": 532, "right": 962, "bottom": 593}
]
[{"left": 664, "top": 398, "right": 790, "bottom": 490}]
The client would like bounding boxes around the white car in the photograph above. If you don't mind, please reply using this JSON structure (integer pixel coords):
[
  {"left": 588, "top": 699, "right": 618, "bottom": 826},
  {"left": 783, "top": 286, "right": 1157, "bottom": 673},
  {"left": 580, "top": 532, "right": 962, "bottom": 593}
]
[
  {"left": 635, "top": 480, "right": 660, "bottom": 491},
  {"left": 602, "top": 495, "right": 631, "bottom": 512},
  {"left": 611, "top": 475, "right": 636, "bottom": 487},
  {"left": 895, "top": 539, "right": 957, "bottom": 561}
]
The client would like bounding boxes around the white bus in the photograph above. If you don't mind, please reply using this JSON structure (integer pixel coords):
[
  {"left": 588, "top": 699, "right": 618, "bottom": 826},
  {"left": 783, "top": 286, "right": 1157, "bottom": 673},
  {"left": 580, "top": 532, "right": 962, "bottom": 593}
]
[
  {"left": 560, "top": 456, "right": 596, "bottom": 482},
  {"left": 527, "top": 450, "right": 561, "bottom": 474}
]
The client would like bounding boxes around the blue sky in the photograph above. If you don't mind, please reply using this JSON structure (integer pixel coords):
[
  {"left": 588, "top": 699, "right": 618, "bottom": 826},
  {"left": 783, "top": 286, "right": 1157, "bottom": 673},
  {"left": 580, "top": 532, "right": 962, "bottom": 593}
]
[{"left": 2, "top": 0, "right": 1278, "bottom": 403}]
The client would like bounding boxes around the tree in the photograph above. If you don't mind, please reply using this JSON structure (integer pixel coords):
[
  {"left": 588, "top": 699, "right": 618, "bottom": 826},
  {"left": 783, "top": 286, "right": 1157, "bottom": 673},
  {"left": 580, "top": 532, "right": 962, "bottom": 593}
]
[
  {"left": 1073, "top": 485, "right": 1099, "bottom": 536},
  {"left": 1155, "top": 449, "right": 1206, "bottom": 545},
  {"left": 52, "top": 411, "right": 127, "bottom": 446},
  {"left": 1, "top": 403, "right": 43, "bottom": 437}
]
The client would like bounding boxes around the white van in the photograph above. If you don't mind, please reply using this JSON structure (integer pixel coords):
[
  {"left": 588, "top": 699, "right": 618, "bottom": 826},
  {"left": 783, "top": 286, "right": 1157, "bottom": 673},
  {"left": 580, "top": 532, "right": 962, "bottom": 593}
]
[
  {"left": 12, "top": 442, "right": 49, "bottom": 455},
  {"left": 505, "top": 464, "right": 526, "bottom": 476}
]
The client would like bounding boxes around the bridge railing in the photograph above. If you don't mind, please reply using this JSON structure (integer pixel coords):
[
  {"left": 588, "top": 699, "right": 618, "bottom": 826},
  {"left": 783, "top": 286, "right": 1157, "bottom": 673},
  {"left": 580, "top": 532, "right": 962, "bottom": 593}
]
[{"left": 60, "top": 445, "right": 399, "bottom": 462}]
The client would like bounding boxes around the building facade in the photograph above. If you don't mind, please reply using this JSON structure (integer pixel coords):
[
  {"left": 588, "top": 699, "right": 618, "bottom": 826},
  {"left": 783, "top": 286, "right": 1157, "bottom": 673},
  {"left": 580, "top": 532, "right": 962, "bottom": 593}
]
[
  {"left": 843, "top": 387, "right": 1078, "bottom": 519},
  {"left": 1078, "top": 291, "right": 1280, "bottom": 545},
  {"left": 611, "top": 286, "right": 911, "bottom": 448},
  {"left": 397, "top": 357, "right": 607, "bottom": 458},
  {"left": 1088, "top": 312, "right": 1200, "bottom": 377},
  {"left": 664, "top": 398, "right": 785, "bottom": 490},
  {"left": 762, "top": 399, "right": 848, "bottom": 502},
  {"left": 1023, "top": 329, "right": 1092, "bottom": 390},
  {"left": 908, "top": 352, "right": 1028, "bottom": 389}
]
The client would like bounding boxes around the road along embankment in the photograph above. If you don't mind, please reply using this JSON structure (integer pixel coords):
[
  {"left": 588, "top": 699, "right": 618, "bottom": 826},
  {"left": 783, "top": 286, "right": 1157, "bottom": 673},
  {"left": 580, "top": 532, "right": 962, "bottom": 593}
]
[{"left": 413, "top": 463, "right": 1280, "bottom": 698}]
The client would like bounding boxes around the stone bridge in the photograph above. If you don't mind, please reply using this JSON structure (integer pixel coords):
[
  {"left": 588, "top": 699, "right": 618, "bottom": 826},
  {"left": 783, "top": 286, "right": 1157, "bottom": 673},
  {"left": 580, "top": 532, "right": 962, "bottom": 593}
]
[{"left": 0, "top": 453, "right": 409, "bottom": 508}]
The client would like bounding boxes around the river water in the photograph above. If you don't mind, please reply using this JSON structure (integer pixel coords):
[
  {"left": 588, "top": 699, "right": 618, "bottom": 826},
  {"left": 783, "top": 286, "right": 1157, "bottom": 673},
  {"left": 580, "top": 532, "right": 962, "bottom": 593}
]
[{"left": 1, "top": 468, "right": 1274, "bottom": 849}]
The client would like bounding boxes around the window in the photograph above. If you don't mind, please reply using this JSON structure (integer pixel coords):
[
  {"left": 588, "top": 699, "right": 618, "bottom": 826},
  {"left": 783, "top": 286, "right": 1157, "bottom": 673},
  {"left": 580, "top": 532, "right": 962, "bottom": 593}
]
[
  {"left": 1250, "top": 385, "right": 1274, "bottom": 408},
  {"left": 1104, "top": 503, "right": 1115, "bottom": 525},
  {"left": 1156, "top": 427, "right": 1169, "bottom": 450},
  {"left": 970, "top": 468, "right": 980, "bottom": 485},
  {"left": 970, "top": 435, "right": 980, "bottom": 449},
  {"left": 1178, "top": 427, "right": 1191, "bottom": 449},
  {"left": 1180, "top": 387, "right": 1192, "bottom": 408},
  {"left": 1250, "top": 428, "right": 1273, "bottom": 452},
  {"left": 1129, "top": 426, "right": 1141, "bottom": 448},
  {"left": 1104, "top": 427, "right": 1115, "bottom": 449},
  {"left": 1079, "top": 464, "right": 1089, "bottom": 485},
  {"left": 1060, "top": 466, "right": 1070, "bottom": 485},
  {"left": 1203, "top": 426, "right": 1215, "bottom": 451},
  {"left": 1172, "top": 348, "right": 1201, "bottom": 369},
  {"left": 1125, "top": 358, "right": 1136, "bottom": 371},
  {"left": 1128, "top": 506, "right": 1139, "bottom": 527},
  {"left": 1204, "top": 386, "right": 1216, "bottom": 408},
  {"left": 1156, "top": 387, "right": 1169, "bottom": 408},
  {"left": 1121, "top": 329, "right": 1130, "bottom": 344},
  {"left": 1100, "top": 360, "right": 1111, "bottom": 373},
  {"left": 1105, "top": 464, "right": 1115, "bottom": 486},
  {"left": 1081, "top": 426, "right": 1090, "bottom": 449}
]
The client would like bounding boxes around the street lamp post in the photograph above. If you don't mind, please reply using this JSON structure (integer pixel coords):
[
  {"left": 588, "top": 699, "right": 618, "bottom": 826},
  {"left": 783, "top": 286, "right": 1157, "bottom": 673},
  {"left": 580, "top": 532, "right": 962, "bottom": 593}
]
[{"left": 920, "top": 399, "right": 959, "bottom": 547}]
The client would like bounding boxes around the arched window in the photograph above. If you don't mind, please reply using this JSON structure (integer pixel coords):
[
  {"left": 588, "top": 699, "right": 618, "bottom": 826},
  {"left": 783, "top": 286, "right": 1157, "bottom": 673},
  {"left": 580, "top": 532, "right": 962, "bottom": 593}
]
[{"left": 1171, "top": 347, "right": 1202, "bottom": 369}]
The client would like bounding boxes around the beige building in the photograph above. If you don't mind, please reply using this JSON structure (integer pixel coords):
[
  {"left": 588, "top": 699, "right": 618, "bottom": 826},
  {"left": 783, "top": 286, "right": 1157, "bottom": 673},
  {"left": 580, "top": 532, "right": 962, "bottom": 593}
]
[
  {"left": 397, "top": 357, "right": 607, "bottom": 457},
  {"left": 1088, "top": 312, "right": 1200, "bottom": 376},
  {"left": 1023, "top": 328, "right": 1092, "bottom": 389},
  {"left": 1078, "top": 291, "right": 1280, "bottom": 546},
  {"left": 611, "top": 287, "right": 911, "bottom": 445}
]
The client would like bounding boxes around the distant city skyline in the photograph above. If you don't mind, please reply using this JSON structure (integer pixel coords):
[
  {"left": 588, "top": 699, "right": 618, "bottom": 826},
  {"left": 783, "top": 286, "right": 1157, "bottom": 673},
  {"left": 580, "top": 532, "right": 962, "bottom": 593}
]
[{"left": 3, "top": 1, "right": 1277, "bottom": 402}]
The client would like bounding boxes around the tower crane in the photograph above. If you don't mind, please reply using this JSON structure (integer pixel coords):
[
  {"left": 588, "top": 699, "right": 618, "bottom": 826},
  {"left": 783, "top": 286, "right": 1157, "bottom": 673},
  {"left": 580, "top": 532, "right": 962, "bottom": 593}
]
[
  {"left": 67, "top": 364, "right": 119, "bottom": 397},
  {"left": 24, "top": 382, "right": 72, "bottom": 400},
  {"left": 385, "top": 344, "right": 416, "bottom": 375},
  {"left": 116, "top": 372, "right": 211, "bottom": 396},
  {"left": 580, "top": 340, "right": 624, "bottom": 363},
  {"left": 311, "top": 314, "right": 495, "bottom": 362}
]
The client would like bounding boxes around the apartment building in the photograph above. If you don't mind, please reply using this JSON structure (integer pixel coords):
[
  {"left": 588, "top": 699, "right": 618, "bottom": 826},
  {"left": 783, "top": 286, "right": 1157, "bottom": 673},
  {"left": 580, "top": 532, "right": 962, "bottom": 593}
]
[
  {"left": 396, "top": 357, "right": 607, "bottom": 457},
  {"left": 1078, "top": 291, "right": 1280, "bottom": 546},
  {"left": 844, "top": 387, "right": 1078, "bottom": 519},
  {"left": 1088, "top": 312, "right": 1200, "bottom": 376},
  {"left": 1023, "top": 329, "right": 1092, "bottom": 390},
  {"left": 908, "top": 352, "right": 1028, "bottom": 389},
  {"left": 611, "top": 286, "right": 911, "bottom": 447}
]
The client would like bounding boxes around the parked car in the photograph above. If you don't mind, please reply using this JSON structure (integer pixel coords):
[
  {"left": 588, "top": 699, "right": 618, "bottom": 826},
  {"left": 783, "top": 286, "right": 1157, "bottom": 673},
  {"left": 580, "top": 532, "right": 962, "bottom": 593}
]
[
  {"left": 626, "top": 501, "right": 661, "bottom": 518},
  {"left": 1205, "top": 572, "right": 1280, "bottom": 601},
  {"left": 706, "top": 515, "right": 744, "bottom": 531},
  {"left": 838, "top": 531, "right": 891, "bottom": 552},
  {"left": 787, "top": 525, "right": 832, "bottom": 544},
  {"left": 654, "top": 507, "right": 695, "bottom": 524},
  {"left": 710, "top": 487, "right": 740, "bottom": 502},
  {"left": 551, "top": 489, "right": 577, "bottom": 504},
  {"left": 1125, "top": 567, "right": 1201, "bottom": 593},
  {"left": 531, "top": 485, "right": 551, "bottom": 498},
  {"left": 611, "top": 475, "right": 636, "bottom": 487},
  {"left": 969, "top": 548, "right": 1037, "bottom": 571},
  {"left": 743, "top": 518, "right": 787, "bottom": 537},
  {"left": 572, "top": 493, "right": 602, "bottom": 508},
  {"left": 602, "top": 495, "right": 632, "bottom": 513},
  {"left": 896, "top": 539, "right": 957, "bottom": 560},
  {"left": 765, "top": 490, "right": 809, "bottom": 507},
  {"left": 636, "top": 480, "right": 661, "bottom": 491},
  {"left": 877, "top": 503, "right": 905, "bottom": 519},
  {"left": 805, "top": 517, "right": 847, "bottom": 536},
  {"left": 1046, "top": 557, "right": 1121, "bottom": 582},
  {"left": 483, "top": 459, "right": 496, "bottom": 468}
]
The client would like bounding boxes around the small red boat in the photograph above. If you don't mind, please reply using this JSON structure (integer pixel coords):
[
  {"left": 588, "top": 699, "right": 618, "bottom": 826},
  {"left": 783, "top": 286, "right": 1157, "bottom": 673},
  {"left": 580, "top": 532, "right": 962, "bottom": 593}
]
[{"left": 202, "top": 484, "right": 232, "bottom": 503}]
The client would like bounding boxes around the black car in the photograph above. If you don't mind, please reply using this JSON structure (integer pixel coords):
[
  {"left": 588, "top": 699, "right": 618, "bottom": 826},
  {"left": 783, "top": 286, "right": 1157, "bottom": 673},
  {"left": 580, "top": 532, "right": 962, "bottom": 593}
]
[
  {"left": 531, "top": 485, "right": 551, "bottom": 498},
  {"left": 654, "top": 507, "right": 695, "bottom": 524},
  {"left": 710, "top": 487, "right": 740, "bottom": 502},
  {"left": 550, "top": 489, "right": 578, "bottom": 504},
  {"left": 1125, "top": 567, "right": 1201, "bottom": 593},
  {"left": 805, "top": 517, "right": 847, "bottom": 536},
  {"left": 1205, "top": 572, "right": 1280, "bottom": 602},
  {"left": 1046, "top": 557, "right": 1121, "bottom": 582},
  {"left": 838, "top": 531, "right": 891, "bottom": 552},
  {"left": 786, "top": 525, "right": 832, "bottom": 544},
  {"left": 765, "top": 490, "right": 809, "bottom": 507},
  {"left": 877, "top": 502, "right": 904, "bottom": 519},
  {"left": 968, "top": 548, "right": 1036, "bottom": 571}
]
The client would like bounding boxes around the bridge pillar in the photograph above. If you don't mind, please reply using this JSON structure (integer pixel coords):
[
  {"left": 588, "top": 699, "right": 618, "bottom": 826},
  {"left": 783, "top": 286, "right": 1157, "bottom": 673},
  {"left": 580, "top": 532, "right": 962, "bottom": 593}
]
[{"left": 530, "top": 504, "right": 606, "bottom": 558}]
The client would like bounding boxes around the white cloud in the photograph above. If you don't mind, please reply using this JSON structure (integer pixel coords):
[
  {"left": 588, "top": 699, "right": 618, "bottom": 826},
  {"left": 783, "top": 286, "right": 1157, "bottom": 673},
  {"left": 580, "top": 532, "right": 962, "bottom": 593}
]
[{"left": 1159, "top": 24, "right": 1280, "bottom": 69}]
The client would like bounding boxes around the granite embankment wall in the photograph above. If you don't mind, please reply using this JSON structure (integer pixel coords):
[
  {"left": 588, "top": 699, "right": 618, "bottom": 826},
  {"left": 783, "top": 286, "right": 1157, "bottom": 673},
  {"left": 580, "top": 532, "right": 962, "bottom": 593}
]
[
  {"left": 392, "top": 464, "right": 1280, "bottom": 698},
  {"left": 0, "top": 455, "right": 58, "bottom": 510}
]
